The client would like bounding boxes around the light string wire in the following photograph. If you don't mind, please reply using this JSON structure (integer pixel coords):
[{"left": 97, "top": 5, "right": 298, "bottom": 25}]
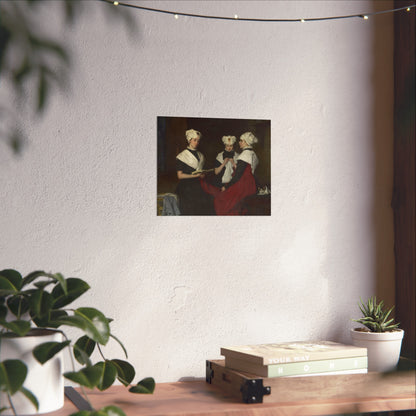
[{"left": 99, "top": 0, "right": 415, "bottom": 22}]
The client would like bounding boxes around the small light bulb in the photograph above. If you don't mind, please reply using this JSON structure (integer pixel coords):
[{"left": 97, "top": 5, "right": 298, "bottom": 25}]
[
  {"left": 363, "top": 15, "right": 369, "bottom": 20},
  {"left": 406, "top": 7, "right": 411, "bottom": 12},
  {"left": 300, "top": 18, "right": 305, "bottom": 23},
  {"left": 113, "top": 1, "right": 119, "bottom": 5},
  {"left": 174, "top": 14, "right": 179, "bottom": 19},
  {"left": 234, "top": 14, "right": 238, "bottom": 19}
]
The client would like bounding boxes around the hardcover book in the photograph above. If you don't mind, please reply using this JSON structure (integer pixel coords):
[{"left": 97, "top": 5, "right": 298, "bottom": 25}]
[
  {"left": 224, "top": 355, "right": 368, "bottom": 377},
  {"left": 285, "top": 368, "right": 368, "bottom": 377},
  {"left": 220, "top": 341, "right": 367, "bottom": 366}
]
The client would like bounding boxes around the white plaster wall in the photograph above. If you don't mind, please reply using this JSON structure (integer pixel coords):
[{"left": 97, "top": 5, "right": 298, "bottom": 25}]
[{"left": 0, "top": 1, "right": 394, "bottom": 382}]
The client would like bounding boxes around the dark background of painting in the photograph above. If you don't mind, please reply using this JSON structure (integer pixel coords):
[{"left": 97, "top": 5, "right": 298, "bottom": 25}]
[{"left": 157, "top": 116, "right": 271, "bottom": 194}]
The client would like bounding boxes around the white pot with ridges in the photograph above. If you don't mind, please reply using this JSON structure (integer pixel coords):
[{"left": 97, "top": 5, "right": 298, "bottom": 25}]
[
  {"left": 350, "top": 328, "right": 404, "bottom": 372},
  {"left": 351, "top": 296, "right": 404, "bottom": 372}
]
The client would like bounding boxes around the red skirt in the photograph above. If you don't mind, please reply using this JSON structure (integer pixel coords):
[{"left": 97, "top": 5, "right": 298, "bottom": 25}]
[{"left": 201, "top": 165, "right": 257, "bottom": 215}]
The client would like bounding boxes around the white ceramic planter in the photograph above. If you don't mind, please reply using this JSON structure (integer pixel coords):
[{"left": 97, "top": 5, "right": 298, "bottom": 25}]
[
  {"left": 0, "top": 329, "right": 64, "bottom": 415},
  {"left": 350, "top": 328, "right": 404, "bottom": 372}
]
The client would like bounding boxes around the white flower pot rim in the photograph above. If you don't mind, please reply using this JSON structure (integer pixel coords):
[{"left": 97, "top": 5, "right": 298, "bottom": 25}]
[
  {"left": 1, "top": 328, "right": 61, "bottom": 338},
  {"left": 351, "top": 327, "right": 404, "bottom": 341}
]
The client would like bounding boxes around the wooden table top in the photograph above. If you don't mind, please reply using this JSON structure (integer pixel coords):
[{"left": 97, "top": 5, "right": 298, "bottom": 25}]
[{"left": 50, "top": 370, "right": 415, "bottom": 416}]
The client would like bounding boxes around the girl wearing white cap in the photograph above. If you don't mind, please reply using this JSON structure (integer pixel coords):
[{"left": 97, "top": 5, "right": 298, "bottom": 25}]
[
  {"left": 213, "top": 135, "right": 239, "bottom": 187},
  {"left": 203, "top": 132, "right": 259, "bottom": 215},
  {"left": 175, "top": 129, "right": 215, "bottom": 215}
]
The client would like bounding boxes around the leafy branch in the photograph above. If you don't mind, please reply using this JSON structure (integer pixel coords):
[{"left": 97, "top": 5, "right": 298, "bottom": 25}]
[
  {"left": 0, "top": 0, "right": 135, "bottom": 155},
  {"left": 0, "top": 269, "right": 154, "bottom": 416}
]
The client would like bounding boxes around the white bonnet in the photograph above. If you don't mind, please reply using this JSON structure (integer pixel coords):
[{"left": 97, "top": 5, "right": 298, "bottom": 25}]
[
  {"left": 185, "top": 129, "right": 201, "bottom": 143},
  {"left": 222, "top": 135, "right": 237, "bottom": 145},
  {"left": 240, "top": 132, "right": 258, "bottom": 146}
]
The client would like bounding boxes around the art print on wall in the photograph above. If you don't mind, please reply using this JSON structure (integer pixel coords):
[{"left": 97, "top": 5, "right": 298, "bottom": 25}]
[{"left": 157, "top": 116, "right": 271, "bottom": 216}]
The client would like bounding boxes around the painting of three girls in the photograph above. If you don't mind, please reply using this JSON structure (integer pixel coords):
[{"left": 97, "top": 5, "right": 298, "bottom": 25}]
[{"left": 157, "top": 116, "right": 271, "bottom": 216}]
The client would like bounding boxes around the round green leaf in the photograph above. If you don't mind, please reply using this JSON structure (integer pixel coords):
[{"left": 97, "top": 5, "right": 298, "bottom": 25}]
[
  {"left": 94, "top": 361, "right": 117, "bottom": 391},
  {"left": 22, "top": 270, "right": 51, "bottom": 287},
  {"left": 128, "top": 377, "right": 155, "bottom": 394},
  {"left": 33, "top": 340, "right": 71, "bottom": 364},
  {"left": 0, "top": 359, "right": 27, "bottom": 395},
  {"left": 52, "top": 315, "right": 89, "bottom": 332},
  {"left": 0, "top": 275, "right": 20, "bottom": 296},
  {"left": 28, "top": 290, "right": 53, "bottom": 322},
  {"left": 56, "top": 309, "right": 109, "bottom": 345},
  {"left": 26, "top": 272, "right": 67, "bottom": 294},
  {"left": 0, "top": 269, "right": 22, "bottom": 292},
  {"left": 0, "top": 303, "right": 7, "bottom": 321},
  {"left": 50, "top": 273, "right": 67, "bottom": 294},
  {"left": 110, "top": 359, "right": 135, "bottom": 386},
  {"left": 64, "top": 366, "right": 102, "bottom": 389},
  {"left": 47, "top": 309, "right": 69, "bottom": 328},
  {"left": 7, "top": 295, "right": 30, "bottom": 318},
  {"left": 74, "top": 335, "right": 96, "bottom": 365},
  {"left": 20, "top": 386, "right": 39, "bottom": 411},
  {"left": 97, "top": 405, "right": 127, "bottom": 416},
  {"left": 0, "top": 319, "right": 31, "bottom": 336},
  {"left": 51, "top": 278, "right": 90, "bottom": 309},
  {"left": 21, "top": 271, "right": 64, "bottom": 292},
  {"left": 74, "top": 308, "right": 110, "bottom": 345}
]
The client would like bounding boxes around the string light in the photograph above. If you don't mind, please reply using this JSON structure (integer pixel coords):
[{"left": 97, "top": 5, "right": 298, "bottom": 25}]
[{"left": 99, "top": 0, "right": 415, "bottom": 23}]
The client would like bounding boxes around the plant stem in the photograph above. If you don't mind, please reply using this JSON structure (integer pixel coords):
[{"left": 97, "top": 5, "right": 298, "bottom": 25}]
[
  {"left": 7, "top": 393, "right": 17, "bottom": 416},
  {"left": 61, "top": 331, "right": 94, "bottom": 411},
  {"left": 97, "top": 343, "right": 106, "bottom": 361},
  {"left": 17, "top": 297, "right": 22, "bottom": 320}
]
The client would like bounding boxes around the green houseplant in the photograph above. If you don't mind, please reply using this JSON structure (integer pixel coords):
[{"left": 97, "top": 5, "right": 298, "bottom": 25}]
[
  {"left": 351, "top": 296, "right": 404, "bottom": 372},
  {"left": 0, "top": 269, "right": 155, "bottom": 416}
]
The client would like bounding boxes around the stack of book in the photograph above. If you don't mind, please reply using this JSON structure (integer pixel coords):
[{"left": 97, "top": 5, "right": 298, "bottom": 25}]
[{"left": 220, "top": 340, "right": 368, "bottom": 378}]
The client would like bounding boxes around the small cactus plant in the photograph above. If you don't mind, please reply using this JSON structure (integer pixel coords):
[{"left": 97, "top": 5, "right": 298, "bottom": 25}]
[{"left": 353, "top": 296, "right": 400, "bottom": 332}]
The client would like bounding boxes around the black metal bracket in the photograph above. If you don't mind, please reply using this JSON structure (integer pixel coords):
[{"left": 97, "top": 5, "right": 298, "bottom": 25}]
[
  {"left": 206, "top": 360, "right": 214, "bottom": 383},
  {"left": 240, "top": 378, "right": 271, "bottom": 403},
  {"left": 64, "top": 386, "right": 93, "bottom": 411}
]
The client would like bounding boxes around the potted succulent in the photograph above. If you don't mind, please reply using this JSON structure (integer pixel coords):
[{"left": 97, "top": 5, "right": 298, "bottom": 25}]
[
  {"left": 0, "top": 269, "right": 155, "bottom": 416},
  {"left": 351, "top": 296, "right": 404, "bottom": 372}
]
